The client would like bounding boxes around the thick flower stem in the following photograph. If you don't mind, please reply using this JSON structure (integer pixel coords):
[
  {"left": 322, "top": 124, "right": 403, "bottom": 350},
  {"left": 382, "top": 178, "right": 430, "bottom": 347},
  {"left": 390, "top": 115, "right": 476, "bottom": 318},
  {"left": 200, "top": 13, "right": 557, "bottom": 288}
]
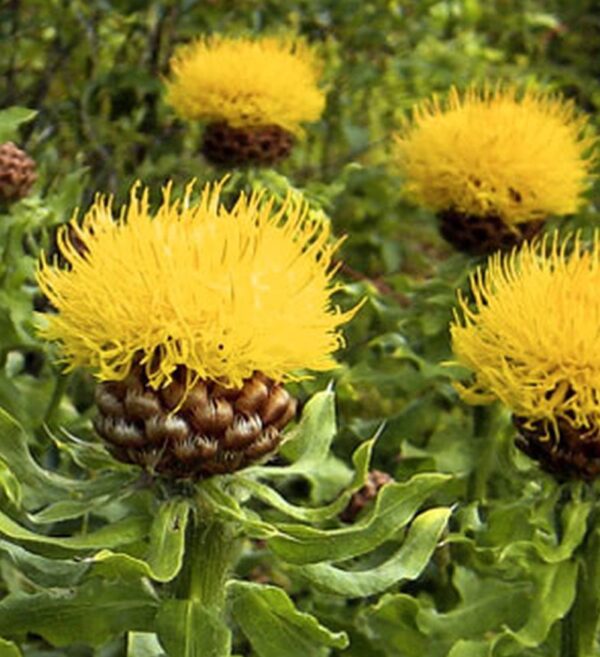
[
  {"left": 560, "top": 606, "right": 576, "bottom": 657},
  {"left": 467, "top": 404, "right": 506, "bottom": 502},
  {"left": 163, "top": 494, "right": 242, "bottom": 657},
  {"left": 556, "top": 485, "right": 581, "bottom": 657},
  {"left": 183, "top": 513, "right": 240, "bottom": 609}
]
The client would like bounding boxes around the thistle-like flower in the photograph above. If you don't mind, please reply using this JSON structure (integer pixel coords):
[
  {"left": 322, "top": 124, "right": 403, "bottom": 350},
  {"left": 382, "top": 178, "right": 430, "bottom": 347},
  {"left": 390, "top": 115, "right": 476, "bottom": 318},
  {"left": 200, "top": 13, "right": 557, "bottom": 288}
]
[
  {"left": 165, "top": 35, "right": 325, "bottom": 167},
  {"left": 36, "top": 179, "right": 356, "bottom": 477},
  {"left": 394, "top": 86, "right": 595, "bottom": 255},
  {"left": 451, "top": 233, "right": 600, "bottom": 479}
]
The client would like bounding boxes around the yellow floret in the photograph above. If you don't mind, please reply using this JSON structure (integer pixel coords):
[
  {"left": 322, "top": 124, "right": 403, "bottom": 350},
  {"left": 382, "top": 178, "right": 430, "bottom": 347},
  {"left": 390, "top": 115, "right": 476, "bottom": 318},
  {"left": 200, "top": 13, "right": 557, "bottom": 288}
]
[
  {"left": 36, "top": 179, "right": 357, "bottom": 391},
  {"left": 451, "top": 233, "right": 600, "bottom": 430},
  {"left": 394, "top": 86, "right": 595, "bottom": 225},
  {"left": 165, "top": 36, "right": 325, "bottom": 135}
]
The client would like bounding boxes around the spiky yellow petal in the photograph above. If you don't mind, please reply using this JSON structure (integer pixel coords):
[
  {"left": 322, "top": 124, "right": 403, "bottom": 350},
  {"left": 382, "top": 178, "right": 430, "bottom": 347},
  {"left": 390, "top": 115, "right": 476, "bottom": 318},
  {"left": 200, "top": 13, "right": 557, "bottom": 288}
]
[
  {"left": 36, "top": 179, "right": 356, "bottom": 391},
  {"left": 165, "top": 36, "right": 325, "bottom": 135},
  {"left": 451, "top": 233, "right": 600, "bottom": 429},
  {"left": 394, "top": 86, "right": 595, "bottom": 225}
]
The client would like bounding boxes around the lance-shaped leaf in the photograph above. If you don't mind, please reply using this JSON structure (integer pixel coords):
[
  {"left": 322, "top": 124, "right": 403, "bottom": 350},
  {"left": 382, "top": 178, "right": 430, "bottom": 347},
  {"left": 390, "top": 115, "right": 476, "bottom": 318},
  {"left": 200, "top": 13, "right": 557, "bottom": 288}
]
[
  {"left": 268, "top": 472, "right": 450, "bottom": 564},
  {"left": 0, "top": 460, "right": 21, "bottom": 507},
  {"left": 245, "top": 390, "right": 337, "bottom": 479},
  {"left": 0, "top": 578, "right": 159, "bottom": 646},
  {"left": 0, "top": 538, "right": 88, "bottom": 587},
  {"left": 291, "top": 506, "right": 451, "bottom": 597},
  {"left": 0, "top": 507, "right": 150, "bottom": 556},
  {"left": 0, "top": 408, "right": 136, "bottom": 510},
  {"left": 92, "top": 498, "right": 191, "bottom": 582},
  {"left": 235, "top": 435, "right": 378, "bottom": 523},
  {"left": 228, "top": 581, "right": 348, "bottom": 657}
]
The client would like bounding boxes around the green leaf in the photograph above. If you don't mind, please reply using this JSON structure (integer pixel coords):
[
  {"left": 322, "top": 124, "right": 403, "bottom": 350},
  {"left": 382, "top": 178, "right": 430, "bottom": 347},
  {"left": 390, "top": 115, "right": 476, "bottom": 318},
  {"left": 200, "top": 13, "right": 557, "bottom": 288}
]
[
  {"left": 0, "top": 107, "right": 37, "bottom": 143},
  {"left": 292, "top": 507, "right": 451, "bottom": 597},
  {"left": 0, "top": 537, "right": 88, "bottom": 587},
  {"left": 92, "top": 498, "right": 191, "bottom": 582},
  {"left": 447, "top": 640, "right": 491, "bottom": 657},
  {"left": 28, "top": 494, "right": 115, "bottom": 524},
  {"left": 0, "top": 407, "right": 136, "bottom": 509},
  {"left": 228, "top": 581, "right": 348, "bottom": 657},
  {"left": 268, "top": 473, "right": 450, "bottom": 564},
  {"left": 0, "top": 460, "right": 21, "bottom": 507},
  {"left": 0, "top": 577, "right": 159, "bottom": 646},
  {"left": 127, "top": 632, "right": 166, "bottom": 657},
  {"left": 0, "top": 637, "right": 22, "bottom": 657},
  {"left": 146, "top": 498, "right": 191, "bottom": 582},
  {"left": 0, "top": 508, "right": 150, "bottom": 556},
  {"left": 245, "top": 390, "right": 337, "bottom": 479},
  {"left": 502, "top": 497, "right": 592, "bottom": 564},
  {"left": 236, "top": 435, "right": 377, "bottom": 523},
  {"left": 156, "top": 600, "right": 231, "bottom": 657},
  {"left": 92, "top": 551, "right": 156, "bottom": 580},
  {"left": 199, "top": 480, "right": 279, "bottom": 540},
  {"left": 358, "top": 594, "right": 432, "bottom": 657},
  {"left": 0, "top": 407, "right": 75, "bottom": 506},
  {"left": 499, "top": 559, "right": 578, "bottom": 650},
  {"left": 419, "top": 567, "right": 531, "bottom": 642},
  {"left": 573, "top": 528, "right": 600, "bottom": 656}
]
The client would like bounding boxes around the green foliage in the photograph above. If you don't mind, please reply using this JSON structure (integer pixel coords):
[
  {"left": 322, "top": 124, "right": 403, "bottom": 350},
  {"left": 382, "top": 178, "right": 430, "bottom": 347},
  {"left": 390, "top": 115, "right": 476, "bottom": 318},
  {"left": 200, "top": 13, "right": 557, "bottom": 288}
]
[
  {"left": 229, "top": 582, "right": 349, "bottom": 657},
  {"left": 0, "top": 1, "right": 599, "bottom": 656}
]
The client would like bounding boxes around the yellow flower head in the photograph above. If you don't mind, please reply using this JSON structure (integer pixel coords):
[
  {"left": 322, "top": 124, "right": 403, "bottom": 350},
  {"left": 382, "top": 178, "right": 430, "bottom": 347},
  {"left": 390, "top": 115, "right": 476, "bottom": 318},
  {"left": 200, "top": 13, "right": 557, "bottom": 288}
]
[
  {"left": 165, "top": 35, "right": 325, "bottom": 135},
  {"left": 451, "top": 233, "right": 600, "bottom": 430},
  {"left": 36, "top": 179, "right": 356, "bottom": 391},
  {"left": 394, "top": 86, "right": 595, "bottom": 225}
]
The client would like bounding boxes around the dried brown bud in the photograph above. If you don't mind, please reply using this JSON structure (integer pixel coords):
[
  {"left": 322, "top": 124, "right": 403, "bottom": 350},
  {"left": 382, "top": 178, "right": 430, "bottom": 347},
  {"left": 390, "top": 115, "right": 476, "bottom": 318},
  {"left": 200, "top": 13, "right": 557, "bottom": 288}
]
[
  {"left": 340, "top": 470, "right": 393, "bottom": 523},
  {"left": 0, "top": 142, "right": 37, "bottom": 204}
]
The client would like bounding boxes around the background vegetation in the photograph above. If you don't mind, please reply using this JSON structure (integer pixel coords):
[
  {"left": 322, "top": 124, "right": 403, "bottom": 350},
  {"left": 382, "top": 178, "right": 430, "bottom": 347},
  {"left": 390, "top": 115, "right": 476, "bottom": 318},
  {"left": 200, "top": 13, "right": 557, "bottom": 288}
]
[{"left": 0, "top": 1, "right": 599, "bottom": 656}]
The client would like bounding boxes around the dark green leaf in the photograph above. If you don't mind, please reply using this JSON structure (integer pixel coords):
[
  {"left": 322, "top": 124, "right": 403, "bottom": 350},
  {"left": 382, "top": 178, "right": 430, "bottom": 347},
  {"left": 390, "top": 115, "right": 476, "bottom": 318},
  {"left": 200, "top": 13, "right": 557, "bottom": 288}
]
[
  {"left": 0, "top": 578, "right": 159, "bottom": 646},
  {"left": 0, "top": 537, "right": 88, "bottom": 587}
]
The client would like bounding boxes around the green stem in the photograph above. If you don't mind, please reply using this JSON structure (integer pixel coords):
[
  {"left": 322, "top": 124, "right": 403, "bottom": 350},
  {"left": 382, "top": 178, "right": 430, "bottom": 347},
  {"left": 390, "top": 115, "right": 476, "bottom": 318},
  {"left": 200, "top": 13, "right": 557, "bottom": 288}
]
[
  {"left": 43, "top": 370, "right": 70, "bottom": 428},
  {"left": 557, "top": 483, "right": 580, "bottom": 657},
  {"left": 467, "top": 403, "right": 505, "bottom": 503},
  {"left": 178, "top": 495, "right": 242, "bottom": 611},
  {"left": 560, "top": 605, "right": 577, "bottom": 657},
  {"left": 187, "top": 517, "right": 238, "bottom": 608}
]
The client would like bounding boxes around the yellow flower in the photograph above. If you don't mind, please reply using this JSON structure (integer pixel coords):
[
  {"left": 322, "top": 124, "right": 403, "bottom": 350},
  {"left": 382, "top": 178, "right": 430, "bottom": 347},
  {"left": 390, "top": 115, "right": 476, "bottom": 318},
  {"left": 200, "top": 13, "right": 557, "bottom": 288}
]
[
  {"left": 394, "top": 86, "right": 595, "bottom": 225},
  {"left": 451, "top": 233, "right": 600, "bottom": 431},
  {"left": 165, "top": 36, "right": 325, "bottom": 135},
  {"left": 36, "top": 179, "right": 356, "bottom": 392}
]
